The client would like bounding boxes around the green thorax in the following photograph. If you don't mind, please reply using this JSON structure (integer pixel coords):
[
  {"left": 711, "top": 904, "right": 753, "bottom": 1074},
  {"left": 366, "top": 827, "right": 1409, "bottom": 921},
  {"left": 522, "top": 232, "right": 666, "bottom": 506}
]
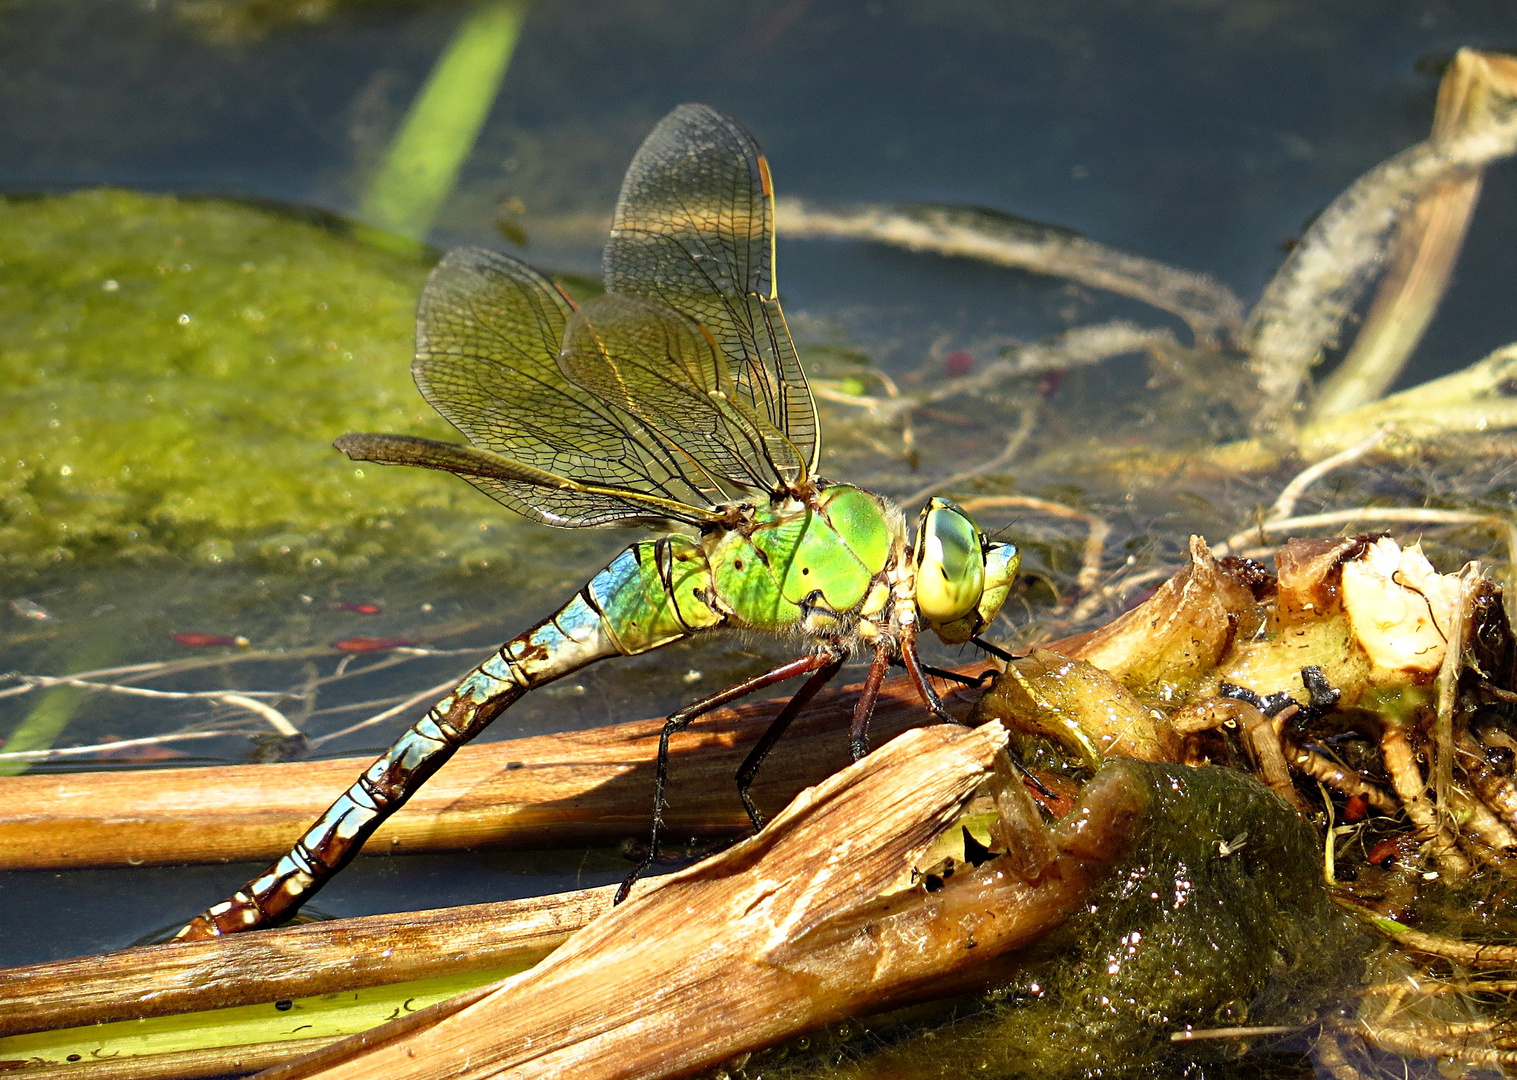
[{"left": 704, "top": 484, "right": 899, "bottom": 633}]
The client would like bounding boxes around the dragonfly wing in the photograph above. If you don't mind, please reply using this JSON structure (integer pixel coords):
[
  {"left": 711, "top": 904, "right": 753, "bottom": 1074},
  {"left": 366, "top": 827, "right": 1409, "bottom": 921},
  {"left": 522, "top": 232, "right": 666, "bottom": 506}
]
[
  {"left": 335, "top": 433, "right": 728, "bottom": 527},
  {"left": 604, "top": 103, "right": 819, "bottom": 482},
  {"left": 559, "top": 292, "right": 790, "bottom": 496},
  {"left": 408, "top": 247, "right": 723, "bottom": 527}
]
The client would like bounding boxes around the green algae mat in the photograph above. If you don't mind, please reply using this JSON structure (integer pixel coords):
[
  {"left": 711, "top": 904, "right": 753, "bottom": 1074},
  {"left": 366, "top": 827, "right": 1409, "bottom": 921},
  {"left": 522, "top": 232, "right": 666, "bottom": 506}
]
[{"left": 0, "top": 189, "right": 523, "bottom": 572}]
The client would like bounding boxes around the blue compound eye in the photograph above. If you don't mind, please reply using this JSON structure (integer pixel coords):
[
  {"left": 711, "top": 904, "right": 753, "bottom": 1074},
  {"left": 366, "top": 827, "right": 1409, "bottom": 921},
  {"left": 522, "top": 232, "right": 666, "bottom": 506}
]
[{"left": 914, "top": 498, "right": 985, "bottom": 625}]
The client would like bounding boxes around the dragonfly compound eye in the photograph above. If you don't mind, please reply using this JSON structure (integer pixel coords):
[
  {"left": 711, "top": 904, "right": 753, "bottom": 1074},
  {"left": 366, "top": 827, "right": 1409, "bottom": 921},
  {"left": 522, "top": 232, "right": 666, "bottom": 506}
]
[{"left": 914, "top": 498, "right": 985, "bottom": 626}]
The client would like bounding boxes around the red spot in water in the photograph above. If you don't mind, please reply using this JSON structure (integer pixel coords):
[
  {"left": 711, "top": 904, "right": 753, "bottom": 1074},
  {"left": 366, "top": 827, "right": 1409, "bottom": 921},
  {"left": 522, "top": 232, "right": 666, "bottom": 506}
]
[
  {"left": 173, "top": 632, "right": 247, "bottom": 648},
  {"left": 1343, "top": 794, "right": 1369, "bottom": 823},
  {"left": 333, "top": 636, "right": 416, "bottom": 653},
  {"left": 1366, "top": 838, "right": 1399, "bottom": 867},
  {"left": 944, "top": 350, "right": 976, "bottom": 377},
  {"left": 331, "top": 602, "right": 383, "bottom": 615},
  {"left": 1036, "top": 370, "right": 1065, "bottom": 398}
]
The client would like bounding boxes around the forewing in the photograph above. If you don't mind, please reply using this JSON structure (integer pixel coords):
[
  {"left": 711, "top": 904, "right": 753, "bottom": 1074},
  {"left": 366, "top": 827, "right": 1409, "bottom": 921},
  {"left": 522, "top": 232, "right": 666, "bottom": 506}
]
[
  {"left": 334, "top": 434, "right": 725, "bottom": 528},
  {"left": 559, "top": 293, "right": 789, "bottom": 495},
  {"left": 410, "top": 247, "right": 720, "bottom": 527},
  {"left": 604, "top": 103, "right": 818, "bottom": 479}
]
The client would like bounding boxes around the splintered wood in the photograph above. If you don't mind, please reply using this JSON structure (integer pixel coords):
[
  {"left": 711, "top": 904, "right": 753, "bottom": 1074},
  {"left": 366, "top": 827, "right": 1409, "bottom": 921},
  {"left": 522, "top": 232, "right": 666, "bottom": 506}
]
[{"left": 255, "top": 722, "right": 1141, "bottom": 1080}]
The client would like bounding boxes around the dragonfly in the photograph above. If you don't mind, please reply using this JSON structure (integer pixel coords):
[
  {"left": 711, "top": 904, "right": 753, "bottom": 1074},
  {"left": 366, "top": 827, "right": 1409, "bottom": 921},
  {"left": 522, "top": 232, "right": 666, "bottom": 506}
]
[{"left": 175, "top": 104, "right": 1019, "bottom": 940}]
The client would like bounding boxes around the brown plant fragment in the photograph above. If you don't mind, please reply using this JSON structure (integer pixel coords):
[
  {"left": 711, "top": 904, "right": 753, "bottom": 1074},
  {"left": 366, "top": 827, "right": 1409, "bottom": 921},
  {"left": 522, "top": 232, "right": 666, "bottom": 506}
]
[
  {"left": 254, "top": 724, "right": 1146, "bottom": 1080},
  {"left": 970, "top": 648, "right": 1180, "bottom": 769},
  {"left": 1060, "top": 535, "right": 1262, "bottom": 705}
]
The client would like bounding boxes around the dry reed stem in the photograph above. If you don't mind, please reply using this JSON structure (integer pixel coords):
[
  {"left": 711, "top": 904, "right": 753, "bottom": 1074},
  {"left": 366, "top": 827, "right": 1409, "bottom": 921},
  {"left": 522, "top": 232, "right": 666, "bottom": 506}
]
[
  {"left": 1311, "top": 50, "right": 1517, "bottom": 420},
  {"left": 257, "top": 725, "right": 1144, "bottom": 1080},
  {"left": 0, "top": 888, "right": 613, "bottom": 1039},
  {"left": 6, "top": 1036, "right": 339, "bottom": 1080},
  {"left": 0, "top": 665, "right": 986, "bottom": 872},
  {"left": 777, "top": 200, "right": 1242, "bottom": 345}
]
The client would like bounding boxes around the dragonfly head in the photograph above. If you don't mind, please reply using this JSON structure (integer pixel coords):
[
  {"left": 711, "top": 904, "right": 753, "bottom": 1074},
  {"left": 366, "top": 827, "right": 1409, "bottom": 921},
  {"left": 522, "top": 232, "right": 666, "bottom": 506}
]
[{"left": 912, "top": 498, "right": 1020, "bottom": 646}]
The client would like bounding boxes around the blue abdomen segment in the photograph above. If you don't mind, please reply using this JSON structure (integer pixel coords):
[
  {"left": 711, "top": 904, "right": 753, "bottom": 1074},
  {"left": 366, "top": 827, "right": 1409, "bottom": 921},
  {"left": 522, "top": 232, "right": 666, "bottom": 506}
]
[{"left": 174, "top": 537, "right": 722, "bottom": 939}]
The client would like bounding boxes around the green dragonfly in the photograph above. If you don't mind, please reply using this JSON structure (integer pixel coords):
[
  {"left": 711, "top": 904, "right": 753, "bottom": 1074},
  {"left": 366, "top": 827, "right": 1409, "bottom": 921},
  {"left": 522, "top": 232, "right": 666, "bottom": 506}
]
[{"left": 176, "top": 104, "right": 1018, "bottom": 940}]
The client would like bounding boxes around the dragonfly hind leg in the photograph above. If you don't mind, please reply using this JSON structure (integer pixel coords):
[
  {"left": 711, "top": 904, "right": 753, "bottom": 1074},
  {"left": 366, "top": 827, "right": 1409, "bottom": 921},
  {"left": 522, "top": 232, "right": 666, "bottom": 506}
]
[
  {"left": 615, "top": 649, "right": 844, "bottom": 904},
  {"left": 733, "top": 648, "right": 848, "bottom": 830}
]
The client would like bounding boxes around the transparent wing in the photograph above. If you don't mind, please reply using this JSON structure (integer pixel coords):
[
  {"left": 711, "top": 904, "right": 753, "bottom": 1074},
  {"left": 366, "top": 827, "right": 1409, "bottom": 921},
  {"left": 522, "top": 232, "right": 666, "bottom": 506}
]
[
  {"left": 407, "top": 247, "right": 729, "bottom": 527},
  {"left": 559, "top": 293, "right": 794, "bottom": 495},
  {"left": 333, "top": 433, "right": 727, "bottom": 528},
  {"left": 604, "top": 103, "right": 819, "bottom": 482}
]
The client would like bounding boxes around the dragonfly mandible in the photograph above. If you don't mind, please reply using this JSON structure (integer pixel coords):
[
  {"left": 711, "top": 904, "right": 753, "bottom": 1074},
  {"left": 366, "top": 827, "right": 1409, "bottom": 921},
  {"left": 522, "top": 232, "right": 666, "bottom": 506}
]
[{"left": 175, "top": 104, "right": 1019, "bottom": 940}]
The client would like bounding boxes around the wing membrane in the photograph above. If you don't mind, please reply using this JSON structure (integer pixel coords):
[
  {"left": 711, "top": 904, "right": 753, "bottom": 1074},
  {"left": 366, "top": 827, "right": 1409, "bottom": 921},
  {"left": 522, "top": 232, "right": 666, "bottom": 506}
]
[
  {"left": 409, "top": 247, "right": 729, "bottom": 527},
  {"left": 604, "top": 103, "right": 819, "bottom": 480},
  {"left": 334, "top": 433, "right": 725, "bottom": 526},
  {"left": 559, "top": 293, "right": 796, "bottom": 495}
]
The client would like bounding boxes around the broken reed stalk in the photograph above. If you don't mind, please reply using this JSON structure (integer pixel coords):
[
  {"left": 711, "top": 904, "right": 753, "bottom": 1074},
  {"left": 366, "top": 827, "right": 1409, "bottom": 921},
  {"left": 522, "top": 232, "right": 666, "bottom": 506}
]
[
  {"left": 258, "top": 724, "right": 1146, "bottom": 1080},
  {"left": 1310, "top": 49, "right": 1517, "bottom": 421},
  {"left": 0, "top": 888, "right": 613, "bottom": 1039},
  {"left": 0, "top": 665, "right": 992, "bottom": 872},
  {"left": 1244, "top": 48, "right": 1517, "bottom": 435}
]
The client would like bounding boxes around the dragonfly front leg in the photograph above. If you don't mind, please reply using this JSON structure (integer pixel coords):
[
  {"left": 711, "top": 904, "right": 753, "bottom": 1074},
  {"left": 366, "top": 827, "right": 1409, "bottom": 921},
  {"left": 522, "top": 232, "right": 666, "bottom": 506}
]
[{"left": 616, "top": 651, "right": 844, "bottom": 904}]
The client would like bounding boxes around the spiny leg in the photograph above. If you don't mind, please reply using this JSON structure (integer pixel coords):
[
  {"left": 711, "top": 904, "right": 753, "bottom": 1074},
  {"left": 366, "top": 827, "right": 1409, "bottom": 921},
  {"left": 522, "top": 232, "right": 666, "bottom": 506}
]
[
  {"left": 735, "top": 648, "right": 848, "bottom": 831},
  {"left": 850, "top": 641, "right": 892, "bottom": 761},
  {"left": 972, "top": 635, "right": 1016, "bottom": 663},
  {"left": 891, "top": 657, "right": 996, "bottom": 688},
  {"left": 616, "top": 651, "right": 841, "bottom": 904}
]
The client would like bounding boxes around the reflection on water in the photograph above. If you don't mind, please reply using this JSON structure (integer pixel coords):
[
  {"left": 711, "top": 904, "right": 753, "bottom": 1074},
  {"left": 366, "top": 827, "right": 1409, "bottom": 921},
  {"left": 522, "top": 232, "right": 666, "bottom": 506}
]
[{"left": 2, "top": 0, "right": 1517, "bottom": 982}]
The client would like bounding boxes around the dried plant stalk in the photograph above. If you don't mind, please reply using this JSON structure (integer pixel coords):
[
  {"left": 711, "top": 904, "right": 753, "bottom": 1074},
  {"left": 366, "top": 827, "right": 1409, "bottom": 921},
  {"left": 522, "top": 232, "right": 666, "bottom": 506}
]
[
  {"left": 1245, "top": 48, "right": 1517, "bottom": 434},
  {"left": 0, "top": 888, "right": 611, "bottom": 1039},
  {"left": 777, "top": 199, "right": 1243, "bottom": 345},
  {"left": 0, "top": 666, "right": 988, "bottom": 872},
  {"left": 1311, "top": 50, "right": 1517, "bottom": 420},
  {"left": 256, "top": 724, "right": 1144, "bottom": 1080}
]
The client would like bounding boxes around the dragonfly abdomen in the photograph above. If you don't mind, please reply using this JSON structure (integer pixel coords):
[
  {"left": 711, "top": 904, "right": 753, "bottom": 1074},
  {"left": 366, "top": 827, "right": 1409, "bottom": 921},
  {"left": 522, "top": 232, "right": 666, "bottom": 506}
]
[{"left": 175, "top": 538, "right": 725, "bottom": 939}]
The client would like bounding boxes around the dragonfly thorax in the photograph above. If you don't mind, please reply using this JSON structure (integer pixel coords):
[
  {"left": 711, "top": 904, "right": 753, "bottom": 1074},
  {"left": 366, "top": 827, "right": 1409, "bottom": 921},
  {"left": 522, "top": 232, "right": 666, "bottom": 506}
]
[{"left": 700, "top": 483, "right": 903, "bottom": 640}]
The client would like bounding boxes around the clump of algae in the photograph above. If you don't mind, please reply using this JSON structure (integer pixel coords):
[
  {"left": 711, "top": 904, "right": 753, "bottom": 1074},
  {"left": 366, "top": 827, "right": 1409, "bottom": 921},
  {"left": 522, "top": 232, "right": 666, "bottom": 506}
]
[
  {"left": 744, "top": 762, "right": 1368, "bottom": 1080},
  {"left": 0, "top": 190, "right": 521, "bottom": 571}
]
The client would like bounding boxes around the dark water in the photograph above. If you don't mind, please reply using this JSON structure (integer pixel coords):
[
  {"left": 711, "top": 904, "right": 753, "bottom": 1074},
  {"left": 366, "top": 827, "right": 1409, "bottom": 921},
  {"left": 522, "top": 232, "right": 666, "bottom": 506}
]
[{"left": 3, "top": 0, "right": 1517, "bottom": 965}]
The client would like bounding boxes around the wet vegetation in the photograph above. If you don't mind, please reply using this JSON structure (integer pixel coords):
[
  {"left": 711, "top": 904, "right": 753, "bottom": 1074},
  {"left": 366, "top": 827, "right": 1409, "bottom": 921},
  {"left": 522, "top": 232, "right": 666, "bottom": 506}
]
[{"left": 5, "top": 5, "right": 1517, "bottom": 1080}]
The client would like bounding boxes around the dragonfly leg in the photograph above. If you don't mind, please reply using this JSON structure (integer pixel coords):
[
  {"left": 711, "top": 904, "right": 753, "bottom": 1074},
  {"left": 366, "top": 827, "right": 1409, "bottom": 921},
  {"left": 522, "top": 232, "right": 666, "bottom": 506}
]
[
  {"left": 901, "top": 635, "right": 957, "bottom": 725},
  {"left": 734, "top": 648, "right": 848, "bottom": 831},
  {"left": 616, "top": 651, "right": 840, "bottom": 905},
  {"left": 891, "top": 658, "right": 996, "bottom": 688},
  {"left": 971, "top": 635, "right": 1016, "bottom": 663},
  {"left": 849, "top": 641, "right": 892, "bottom": 762}
]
